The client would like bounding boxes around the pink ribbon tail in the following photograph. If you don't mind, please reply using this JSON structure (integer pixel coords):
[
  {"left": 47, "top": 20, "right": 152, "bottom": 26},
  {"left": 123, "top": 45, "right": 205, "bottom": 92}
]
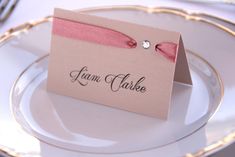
[
  {"left": 155, "top": 42, "right": 178, "bottom": 63},
  {"left": 52, "top": 17, "right": 137, "bottom": 49}
]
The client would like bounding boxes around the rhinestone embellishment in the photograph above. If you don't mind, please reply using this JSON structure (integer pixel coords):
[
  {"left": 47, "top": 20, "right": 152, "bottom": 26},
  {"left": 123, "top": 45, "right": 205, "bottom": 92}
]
[{"left": 142, "top": 40, "right": 151, "bottom": 49}]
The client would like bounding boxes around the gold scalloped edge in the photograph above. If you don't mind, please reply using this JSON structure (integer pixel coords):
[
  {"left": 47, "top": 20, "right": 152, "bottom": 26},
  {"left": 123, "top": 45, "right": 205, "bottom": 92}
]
[
  {"left": 0, "top": 16, "right": 52, "bottom": 43},
  {"left": 151, "top": 6, "right": 235, "bottom": 26},
  {"left": 79, "top": 5, "right": 235, "bottom": 36},
  {"left": 0, "top": 144, "right": 40, "bottom": 157},
  {"left": 0, "top": 145, "right": 20, "bottom": 157},
  {"left": 0, "top": 6, "right": 234, "bottom": 157},
  {"left": 185, "top": 131, "right": 235, "bottom": 157}
]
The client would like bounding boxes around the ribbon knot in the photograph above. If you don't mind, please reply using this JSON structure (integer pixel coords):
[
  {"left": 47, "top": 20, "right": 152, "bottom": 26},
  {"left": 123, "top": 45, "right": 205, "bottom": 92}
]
[{"left": 155, "top": 42, "right": 178, "bottom": 63}]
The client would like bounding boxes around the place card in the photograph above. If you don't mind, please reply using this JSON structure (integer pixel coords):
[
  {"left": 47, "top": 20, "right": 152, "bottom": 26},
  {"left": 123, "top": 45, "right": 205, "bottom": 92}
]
[{"left": 47, "top": 8, "right": 192, "bottom": 119}]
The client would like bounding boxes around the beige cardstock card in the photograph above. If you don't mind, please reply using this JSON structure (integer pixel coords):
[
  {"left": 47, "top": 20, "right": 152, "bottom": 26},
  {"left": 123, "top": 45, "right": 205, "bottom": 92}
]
[{"left": 47, "top": 8, "right": 192, "bottom": 119}]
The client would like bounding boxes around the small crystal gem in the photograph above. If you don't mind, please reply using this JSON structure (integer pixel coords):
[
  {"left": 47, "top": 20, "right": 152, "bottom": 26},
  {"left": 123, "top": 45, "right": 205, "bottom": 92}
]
[{"left": 142, "top": 40, "right": 151, "bottom": 49}]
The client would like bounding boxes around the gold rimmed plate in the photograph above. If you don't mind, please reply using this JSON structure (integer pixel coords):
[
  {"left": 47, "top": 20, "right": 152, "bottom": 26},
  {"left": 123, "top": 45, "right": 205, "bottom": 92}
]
[
  {"left": 9, "top": 50, "right": 222, "bottom": 154},
  {"left": 0, "top": 6, "right": 234, "bottom": 157}
]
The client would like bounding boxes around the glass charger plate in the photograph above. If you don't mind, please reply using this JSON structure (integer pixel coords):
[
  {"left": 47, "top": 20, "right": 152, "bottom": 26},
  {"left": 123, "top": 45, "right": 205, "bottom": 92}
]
[{"left": 0, "top": 6, "right": 234, "bottom": 157}]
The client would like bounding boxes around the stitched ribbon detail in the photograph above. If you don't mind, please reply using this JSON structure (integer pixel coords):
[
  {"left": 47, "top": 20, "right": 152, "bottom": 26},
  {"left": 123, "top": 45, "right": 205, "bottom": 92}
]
[
  {"left": 155, "top": 42, "right": 178, "bottom": 63},
  {"left": 52, "top": 17, "right": 137, "bottom": 49}
]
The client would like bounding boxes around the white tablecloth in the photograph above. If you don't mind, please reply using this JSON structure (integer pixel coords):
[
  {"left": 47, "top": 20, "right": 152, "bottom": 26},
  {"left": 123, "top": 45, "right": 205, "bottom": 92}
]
[{"left": 0, "top": 0, "right": 234, "bottom": 156}]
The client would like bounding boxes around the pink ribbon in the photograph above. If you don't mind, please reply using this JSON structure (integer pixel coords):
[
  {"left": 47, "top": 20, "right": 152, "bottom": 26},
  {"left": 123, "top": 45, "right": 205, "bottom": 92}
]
[
  {"left": 52, "top": 17, "right": 178, "bottom": 62},
  {"left": 155, "top": 42, "right": 178, "bottom": 63},
  {"left": 53, "top": 17, "right": 137, "bottom": 49}
]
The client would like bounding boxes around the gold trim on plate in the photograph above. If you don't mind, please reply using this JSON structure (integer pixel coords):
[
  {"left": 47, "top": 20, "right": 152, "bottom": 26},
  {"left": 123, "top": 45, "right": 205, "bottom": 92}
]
[
  {"left": 9, "top": 50, "right": 224, "bottom": 155},
  {"left": 151, "top": 6, "right": 235, "bottom": 26},
  {"left": 0, "top": 5, "right": 234, "bottom": 157},
  {"left": 0, "top": 16, "right": 52, "bottom": 43},
  {"left": 0, "top": 145, "right": 20, "bottom": 157},
  {"left": 79, "top": 6, "right": 235, "bottom": 36}
]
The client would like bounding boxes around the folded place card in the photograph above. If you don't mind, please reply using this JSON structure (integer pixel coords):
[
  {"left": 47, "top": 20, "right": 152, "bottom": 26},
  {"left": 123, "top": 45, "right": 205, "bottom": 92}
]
[{"left": 47, "top": 8, "right": 192, "bottom": 119}]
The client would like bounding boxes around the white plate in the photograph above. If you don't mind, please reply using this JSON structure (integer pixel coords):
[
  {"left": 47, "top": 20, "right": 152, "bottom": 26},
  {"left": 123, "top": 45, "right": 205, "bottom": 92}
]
[
  {"left": 10, "top": 51, "right": 222, "bottom": 154},
  {"left": 0, "top": 6, "right": 235, "bottom": 157}
]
